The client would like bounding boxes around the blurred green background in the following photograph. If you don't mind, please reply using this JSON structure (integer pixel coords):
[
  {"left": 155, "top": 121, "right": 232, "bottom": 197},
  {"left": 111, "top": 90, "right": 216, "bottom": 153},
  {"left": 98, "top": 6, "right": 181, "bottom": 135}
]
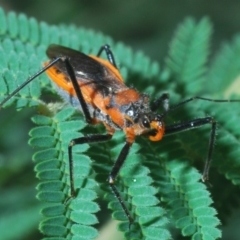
[
  {"left": 1, "top": 0, "right": 240, "bottom": 61},
  {"left": 0, "top": 1, "right": 240, "bottom": 240}
]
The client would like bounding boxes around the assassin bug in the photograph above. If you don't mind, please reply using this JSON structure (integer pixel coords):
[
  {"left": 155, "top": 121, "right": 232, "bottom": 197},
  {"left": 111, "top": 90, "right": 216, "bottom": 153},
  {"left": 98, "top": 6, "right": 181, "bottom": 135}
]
[{"left": 1, "top": 44, "right": 240, "bottom": 224}]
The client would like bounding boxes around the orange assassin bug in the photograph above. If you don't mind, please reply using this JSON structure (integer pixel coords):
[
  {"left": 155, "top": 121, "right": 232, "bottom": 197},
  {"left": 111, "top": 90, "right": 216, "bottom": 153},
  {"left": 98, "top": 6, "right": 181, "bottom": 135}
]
[{"left": 1, "top": 44, "right": 240, "bottom": 224}]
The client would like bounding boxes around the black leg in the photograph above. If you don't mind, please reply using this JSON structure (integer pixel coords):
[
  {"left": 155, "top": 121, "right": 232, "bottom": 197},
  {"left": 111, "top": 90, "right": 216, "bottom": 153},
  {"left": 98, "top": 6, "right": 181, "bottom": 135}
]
[
  {"left": 108, "top": 141, "right": 134, "bottom": 224},
  {"left": 150, "top": 95, "right": 240, "bottom": 119},
  {"left": 68, "top": 134, "right": 134, "bottom": 224},
  {"left": 163, "top": 96, "right": 240, "bottom": 118},
  {"left": 97, "top": 44, "right": 118, "bottom": 68},
  {"left": 151, "top": 93, "right": 169, "bottom": 112},
  {"left": 0, "top": 55, "right": 94, "bottom": 124},
  {"left": 62, "top": 55, "right": 133, "bottom": 222},
  {"left": 68, "top": 134, "right": 112, "bottom": 198},
  {"left": 153, "top": 95, "right": 239, "bottom": 181},
  {"left": 202, "top": 120, "right": 217, "bottom": 181},
  {"left": 165, "top": 117, "right": 217, "bottom": 181},
  {"left": 62, "top": 57, "right": 93, "bottom": 123}
]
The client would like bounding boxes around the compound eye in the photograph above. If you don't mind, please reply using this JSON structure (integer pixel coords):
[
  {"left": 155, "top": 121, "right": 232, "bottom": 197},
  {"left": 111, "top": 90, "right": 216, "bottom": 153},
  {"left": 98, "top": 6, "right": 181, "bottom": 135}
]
[{"left": 142, "top": 117, "right": 150, "bottom": 128}]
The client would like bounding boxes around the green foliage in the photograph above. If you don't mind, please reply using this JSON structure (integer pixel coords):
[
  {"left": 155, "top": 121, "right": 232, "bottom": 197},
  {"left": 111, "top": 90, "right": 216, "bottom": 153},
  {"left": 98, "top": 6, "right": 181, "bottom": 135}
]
[
  {"left": 165, "top": 17, "right": 212, "bottom": 95},
  {"left": 91, "top": 136, "right": 170, "bottom": 240},
  {"left": 31, "top": 108, "right": 99, "bottom": 239},
  {"left": 207, "top": 34, "right": 240, "bottom": 95},
  {"left": 1, "top": 7, "right": 240, "bottom": 240}
]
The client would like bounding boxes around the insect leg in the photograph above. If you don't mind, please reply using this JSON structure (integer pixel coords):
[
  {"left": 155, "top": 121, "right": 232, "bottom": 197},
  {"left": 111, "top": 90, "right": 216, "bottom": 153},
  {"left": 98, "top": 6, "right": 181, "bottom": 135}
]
[
  {"left": 108, "top": 141, "right": 134, "bottom": 224},
  {"left": 68, "top": 135, "right": 134, "bottom": 224},
  {"left": 163, "top": 96, "right": 240, "bottom": 117},
  {"left": 165, "top": 117, "right": 217, "bottom": 181},
  {"left": 0, "top": 55, "right": 97, "bottom": 126},
  {"left": 67, "top": 134, "right": 113, "bottom": 199},
  {"left": 151, "top": 93, "right": 169, "bottom": 112},
  {"left": 151, "top": 95, "right": 240, "bottom": 117},
  {"left": 97, "top": 44, "right": 118, "bottom": 68},
  {"left": 61, "top": 57, "right": 93, "bottom": 123}
]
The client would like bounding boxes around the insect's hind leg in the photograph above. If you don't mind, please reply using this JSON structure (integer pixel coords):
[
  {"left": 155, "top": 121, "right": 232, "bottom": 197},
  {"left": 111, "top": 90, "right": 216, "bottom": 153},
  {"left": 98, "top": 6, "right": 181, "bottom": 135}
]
[
  {"left": 67, "top": 133, "right": 113, "bottom": 199},
  {"left": 97, "top": 44, "right": 118, "bottom": 68}
]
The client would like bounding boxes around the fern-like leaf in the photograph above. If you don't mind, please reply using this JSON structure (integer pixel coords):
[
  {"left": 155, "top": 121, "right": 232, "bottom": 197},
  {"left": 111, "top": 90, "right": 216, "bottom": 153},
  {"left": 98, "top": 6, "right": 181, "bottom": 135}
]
[
  {"left": 1, "top": 6, "right": 240, "bottom": 240},
  {"left": 30, "top": 107, "right": 99, "bottom": 239},
  {"left": 0, "top": 7, "right": 168, "bottom": 240},
  {"left": 207, "top": 34, "right": 240, "bottom": 96},
  {"left": 91, "top": 135, "right": 171, "bottom": 240},
  {"left": 161, "top": 160, "right": 221, "bottom": 239},
  {"left": 165, "top": 17, "right": 212, "bottom": 95}
]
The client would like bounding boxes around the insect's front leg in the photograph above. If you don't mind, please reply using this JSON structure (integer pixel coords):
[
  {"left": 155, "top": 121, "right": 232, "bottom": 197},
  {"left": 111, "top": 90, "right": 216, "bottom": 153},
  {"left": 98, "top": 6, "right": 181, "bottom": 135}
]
[
  {"left": 97, "top": 44, "right": 118, "bottom": 68},
  {"left": 150, "top": 93, "right": 170, "bottom": 112},
  {"left": 165, "top": 117, "right": 217, "bottom": 181}
]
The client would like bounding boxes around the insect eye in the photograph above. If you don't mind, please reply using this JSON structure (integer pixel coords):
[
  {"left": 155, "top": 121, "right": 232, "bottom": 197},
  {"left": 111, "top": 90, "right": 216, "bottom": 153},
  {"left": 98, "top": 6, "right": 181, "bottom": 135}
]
[{"left": 142, "top": 117, "right": 150, "bottom": 128}]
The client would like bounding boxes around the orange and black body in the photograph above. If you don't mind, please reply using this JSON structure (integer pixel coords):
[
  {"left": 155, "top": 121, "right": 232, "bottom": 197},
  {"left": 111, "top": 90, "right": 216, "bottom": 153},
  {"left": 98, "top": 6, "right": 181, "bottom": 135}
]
[
  {"left": 42, "top": 44, "right": 168, "bottom": 222},
  {"left": 1, "top": 43, "right": 239, "bottom": 225},
  {"left": 45, "top": 45, "right": 165, "bottom": 144}
]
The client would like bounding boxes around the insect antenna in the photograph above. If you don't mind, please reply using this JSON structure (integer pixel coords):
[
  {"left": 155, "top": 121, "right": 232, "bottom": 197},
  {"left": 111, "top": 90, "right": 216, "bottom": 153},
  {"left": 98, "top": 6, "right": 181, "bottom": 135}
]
[{"left": 0, "top": 57, "right": 63, "bottom": 108}]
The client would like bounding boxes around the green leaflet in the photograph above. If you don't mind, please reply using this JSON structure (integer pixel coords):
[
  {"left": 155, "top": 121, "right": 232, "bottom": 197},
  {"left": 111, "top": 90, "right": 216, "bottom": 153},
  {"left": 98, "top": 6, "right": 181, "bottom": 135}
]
[
  {"left": 207, "top": 35, "right": 240, "bottom": 95},
  {"left": 91, "top": 134, "right": 171, "bottom": 240},
  {"left": 163, "top": 160, "right": 220, "bottom": 239},
  {"left": 0, "top": 7, "right": 168, "bottom": 240},
  {"left": 165, "top": 17, "right": 212, "bottom": 95},
  {"left": 138, "top": 134, "right": 221, "bottom": 240},
  {"left": 1, "top": 5, "right": 240, "bottom": 240},
  {"left": 31, "top": 107, "right": 99, "bottom": 239}
]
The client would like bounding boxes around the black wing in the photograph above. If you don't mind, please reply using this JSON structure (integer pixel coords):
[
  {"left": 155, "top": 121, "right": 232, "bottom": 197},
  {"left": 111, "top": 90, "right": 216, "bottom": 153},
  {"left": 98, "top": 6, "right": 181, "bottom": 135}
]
[
  {"left": 47, "top": 45, "right": 125, "bottom": 94},
  {"left": 46, "top": 44, "right": 117, "bottom": 86}
]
